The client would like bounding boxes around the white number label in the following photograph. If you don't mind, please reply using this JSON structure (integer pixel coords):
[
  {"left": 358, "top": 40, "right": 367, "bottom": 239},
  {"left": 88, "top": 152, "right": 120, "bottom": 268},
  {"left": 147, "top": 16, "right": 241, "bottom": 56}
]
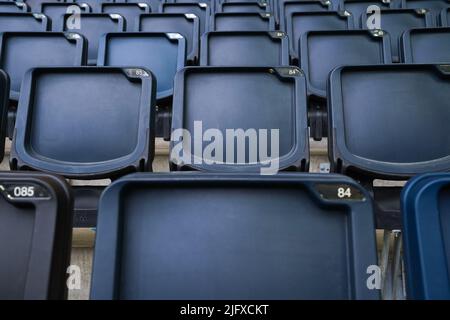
[
  {"left": 337, "top": 187, "right": 352, "bottom": 199},
  {"left": 13, "top": 186, "right": 35, "bottom": 197}
]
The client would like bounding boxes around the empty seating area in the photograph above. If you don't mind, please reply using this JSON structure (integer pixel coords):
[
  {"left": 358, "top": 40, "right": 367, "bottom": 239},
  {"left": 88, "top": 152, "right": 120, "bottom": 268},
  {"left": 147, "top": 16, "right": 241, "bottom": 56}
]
[{"left": 1, "top": 0, "right": 450, "bottom": 301}]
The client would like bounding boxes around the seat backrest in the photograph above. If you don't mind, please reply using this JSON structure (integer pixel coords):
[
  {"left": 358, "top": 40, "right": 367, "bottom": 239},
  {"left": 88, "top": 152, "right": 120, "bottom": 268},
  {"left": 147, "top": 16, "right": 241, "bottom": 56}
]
[
  {"left": 211, "top": 12, "right": 276, "bottom": 31},
  {"left": 137, "top": 13, "right": 199, "bottom": 63},
  {"left": 10, "top": 67, "right": 156, "bottom": 179},
  {"left": 340, "top": 0, "right": 392, "bottom": 28},
  {"left": 101, "top": 3, "right": 151, "bottom": 31},
  {"left": 40, "top": 2, "right": 91, "bottom": 31},
  {"left": 78, "top": 0, "right": 114, "bottom": 13},
  {"left": 361, "top": 9, "right": 433, "bottom": 62},
  {"left": 91, "top": 173, "right": 379, "bottom": 300},
  {"left": 0, "top": 12, "right": 49, "bottom": 33},
  {"left": 200, "top": 31, "right": 289, "bottom": 66},
  {"left": 98, "top": 32, "right": 186, "bottom": 101},
  {"left": 440, "top": 7, "right": 450, "bottom": 25},
  {"left": 127, "top": 0, "right": 162, "bottom": 13},
  {"left": 170, "top": 66, "right": 309, "bottom": 173},
  {"left": 161, "top": 2, "right": 210, "bottom": 35},
  {"left": 287, "top": 11, "right": 353, "bottom": 62},
  {"left": 0, "top": 32, "right": 86, "bottom": 101},
  {"left": 61, "top": 13, "right": 125, "bottom": 65},
  {"left": 0, "top": 70, "right": 8, "bottom": 163},
  {"left": 402, "top": 173, "right": 450, "bottom": 299},
  {"left": 300, "top": 29, "right": 391, "bottom": 99},
  {"left": 328, "top": 64, "right": 450, "bottom": 179},
  {"left": 0, "top": 171, "right": 72, "bottom": 300},
  {"left": 402, "top": 0, "right": 450, "bottom": 20},
  {"left": 401, "top": 27, "right": 450, "bottom": 63},
  {"left": 279, "top": 0, "right": 332, "bottom": 32},
  {"left": 0, "top": 1, "right": 28, "bottom": 13},
  {"left": 218, "top": 1, "right": 271, "bottom": 14},
  {"left": 24, "top": 0, "right": 61, "bottom": 13}
]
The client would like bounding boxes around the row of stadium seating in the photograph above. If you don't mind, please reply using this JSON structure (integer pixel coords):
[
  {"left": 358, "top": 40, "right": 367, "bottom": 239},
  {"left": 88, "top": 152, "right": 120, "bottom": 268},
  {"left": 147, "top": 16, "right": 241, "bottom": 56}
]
[
  {"left": 0, "top": 63, "right": 448, "bottom": 180},
  {"left": 1, "top": 171, "right": 449, "bottom": 299},
  {"left": 1, "top": 27, "right": 449, "bottom": 103}
]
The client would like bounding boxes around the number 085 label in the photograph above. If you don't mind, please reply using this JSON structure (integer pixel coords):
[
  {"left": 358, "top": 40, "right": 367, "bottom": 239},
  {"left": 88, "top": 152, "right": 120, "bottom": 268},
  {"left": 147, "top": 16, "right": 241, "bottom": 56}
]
[{"left": 0, "top": 183, "right": 51, "bottom": 200}]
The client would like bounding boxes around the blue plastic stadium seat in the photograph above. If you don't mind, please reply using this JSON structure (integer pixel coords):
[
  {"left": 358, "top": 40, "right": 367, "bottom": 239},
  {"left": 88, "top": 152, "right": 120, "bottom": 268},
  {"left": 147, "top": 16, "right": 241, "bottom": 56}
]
[
  {"left": 0, "top": 70, "right": 9, "bottom": 163},
  {"left": 61, "top": 13, "right": 125, "bottom": 65},
  {"left": 361, "top": 9, "right": 433, "bottom": 62},
  {"left": 401, "top": 27, "right": 450, "bottom": 63},
  {"left": 276, "top": 0, "right": 339, "bottom": 26},
  {"left": 40, "top": 2, "right": 91, "bottom": 31},
  {"left": 402, "top": 0, "right": 450, "bottom": 22},
  {"left": 339, "top": 0, "right": 392, "bottom": 28},
  {"left": 328, "top": 64, "right": 450, "bottom": 179},
  {"left": 0, "top": 171, "right": 72, "bottom": 300},
  {"left": 0, "top": 1, "right": 28, "bottom": 13},
  {"left": 77, "top": 0, "right": 114, "bottom": 13},
  {"left": 98, "top": 32, "right": 186, "bottom": 102},
  {"left": 0, "top": 32, "right": 87, "bottom": 101},
  {"left": 210, "top": 12, "right": 276, "bottom": 31},
  {"left": 200, "top": 31, "right": 290, "bottom": 66},
  {"left": 402, "top": 173, "right": 450, "bottom": 300},
  {"left": 101, "top": 2, "right": 151, "bottom": 31},
  {"left": 137, "top": 13, "right": 199, "bottom": 63},
  {"left": 286, "top": 11, "right": 353, "bottom": 63},
  {"left": 23, "top": 0, "right": 61, "bottom": 13},
  {"left": 171, "top": 0, "right": 215, "bottom": 12},
  {"left": 441, "top": 7, "right": 450, "bottom": 25},
  {"left": 10, "top": 67, "right": 156, "bottom": 179},
  {"left": 170, "top": 66, "right": 309, "bottom": 172},
  {"left": 300, "top": 29, "right": 391, "bottom": 101},
  {"left": 161, "top": 2, "right": 210, "bottom": 35},
  {"left": 279, "top": 0, "right": 332, "bottom": 34},
  {"left": 218, "top": 1, "right": 271, "bottom": 13},
  {"left": 91, "top": 173, "right": 379, "bottom": 300},
  {"left": 127, "top": 0, "right": 162, "bottom": 13},
  {"left": 0, "top": 12, "right": 49, "bottom": 33}
]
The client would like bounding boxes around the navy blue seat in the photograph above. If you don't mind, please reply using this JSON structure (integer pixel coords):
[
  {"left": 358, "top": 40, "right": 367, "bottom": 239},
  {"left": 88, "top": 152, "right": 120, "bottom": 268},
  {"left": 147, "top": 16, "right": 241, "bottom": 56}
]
[
  {"left": 218, "top": 1, "right": 271, "bottom": 13},
  {"left": 287, "top": 11, "right": 353, "bottom": 63},
  {"left": 402, "top": 173, "right": 450, "bottom": 300},
  {"left": 276, "top": 0, "right": 339, "bottom": 26},
  {"left": 328, "top": 64, "right": 450, "bottom": 179},
  {"left": 91, "top": 173, "right": 379, "bottom": 300},
  {"left": 76, "top": 0, "right": 113, "bottom": 12},
  {"left": 0, "top": 32, "right": 86, "bottom": 101},
  {"left": 137, "top": 13, "right": 199, "bottom": 63},
  {"left": 101, "top": 2, "right": 151, "bottom": 31},
  {"left": 127, "top": 0, "right": 162, "bottom": 13},
  {"left": 200, "top": 31, "right": 289, "bottom": 66},
  {"left": 361, "top": 9, "right": 433, "bottom": 62},
  {"left": 300, "top": 29, "right": 391, "bottom": 101},
  {"left": 170, "top": 66, "right": 309, "bottom": 172},
  {"left": 0, "top": 1, "right": 28, "bottom": 13},
  {"left": 98, "top": 32, "right": 186, "bottom": 102},
  {"left": 23, "top": 0, "right": 61, "bottom": 13},
  {"left": 10, "top": 67, "right": 156, "bottom": 179},
  {"left": 339, "top": 0, "right": 392, "bottom": 28},
  {"left": 441, "top": 7, "right": 450, "bottom": 25},
  {"left": 210, "top": 12, "right": 276, "bottom": 31},
  {"left": 401, "top": 27, "right": 450, "bottom": 63},
  {"left": 61, "top": 13, "right": 125, "bottom": 65},
  {"left": 402, "top": 0, "right": 450, "bottom": 21},
  {"left": 0, "top": 12, "right": 49, "bottom": 33},
  {"left": 41, "top": 2, "right": 91, "bottom": 31},
  {"left": 0, "top": 70, "right": 8, "bottom": 162},
  {"left": 279, "top": 0, "right": 332, "bottom": 34},
  {"left": 170, "top": 0, "right": 215, "bottom": 12},
  {"left": 0, "top": 171, "right": 72, "bottom": 300},
  {"left": 160, "top": 2, "right": 210, "bottom": 35}
]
